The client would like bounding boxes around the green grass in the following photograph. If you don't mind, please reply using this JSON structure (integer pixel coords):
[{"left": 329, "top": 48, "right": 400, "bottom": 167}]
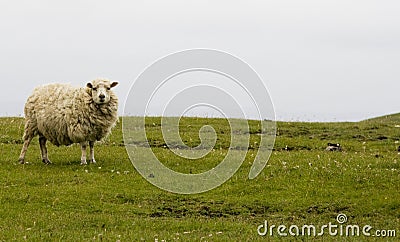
[{"left": 0, "top": 114, "right": 399, "bottom": 241}]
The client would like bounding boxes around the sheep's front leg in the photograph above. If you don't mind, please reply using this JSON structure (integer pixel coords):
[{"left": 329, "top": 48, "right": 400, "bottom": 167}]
[
  {"left": 89, "top": 141, "right": 96, "bottom": 164},
  {"left": 39, "top": 136, "right": 51, "bottom": 164},
  {"left": 80, "top": 142, "right": 87, "bottom": 165}
]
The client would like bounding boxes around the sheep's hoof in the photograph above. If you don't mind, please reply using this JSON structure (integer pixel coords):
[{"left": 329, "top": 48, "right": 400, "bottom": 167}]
[
  {"left": 81, "top": 160, "right": 88, "bottom": 165},
  {"left": 42, "top": 159, "right": 52, "bottom": 165},
  {"left": 18, "top": 158, "right": 25, "bottom": 164},
  {"left": 89, "top": 159, "right": 96, "bottom": 164}
]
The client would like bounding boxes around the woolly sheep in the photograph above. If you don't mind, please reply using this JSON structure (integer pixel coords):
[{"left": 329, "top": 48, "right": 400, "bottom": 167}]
[{"left": 18, "top": 79, "right": 119, "bottom": 165}]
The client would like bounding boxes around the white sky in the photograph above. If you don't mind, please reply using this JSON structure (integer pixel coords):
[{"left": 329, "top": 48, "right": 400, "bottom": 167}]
[{"left": 0, "top": 0, "right": 399, "bottom": 121}]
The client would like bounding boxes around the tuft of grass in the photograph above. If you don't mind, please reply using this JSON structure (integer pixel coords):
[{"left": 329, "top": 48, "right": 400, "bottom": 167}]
[{"left": 0, "top": 115, "right": 399, "bottom": 241}]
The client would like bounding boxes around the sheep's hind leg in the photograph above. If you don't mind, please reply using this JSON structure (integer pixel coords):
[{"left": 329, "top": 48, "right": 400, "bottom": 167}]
[
  {"left": 88, "top": 141, "right": 96, "bottom": 164},
  {"left": 18, "top": 135, "right": 33, "bottom": 164},
  {"left": 39, "top": 136, "right": 51, "bottom": 164},
  {"left": 80, "top": 142, "right": 88, "bottom": 165}
]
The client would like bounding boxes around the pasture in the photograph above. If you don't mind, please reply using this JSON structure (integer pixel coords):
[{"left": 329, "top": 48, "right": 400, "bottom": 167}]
[{"left": 0, "top": 114, "right": 399, "bottom": 241}]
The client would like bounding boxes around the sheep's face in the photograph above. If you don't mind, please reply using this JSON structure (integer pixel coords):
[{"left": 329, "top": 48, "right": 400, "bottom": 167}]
[{"left": 87, "top": 79, "right": 118, "bottom": 104}]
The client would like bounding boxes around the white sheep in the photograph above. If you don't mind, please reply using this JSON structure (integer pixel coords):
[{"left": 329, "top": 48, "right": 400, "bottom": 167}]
[{"left": 18, "top": 79, "right": 119, "bottom": 165}]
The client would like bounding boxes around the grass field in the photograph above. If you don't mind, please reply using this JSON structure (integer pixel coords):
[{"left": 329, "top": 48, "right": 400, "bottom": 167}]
[{"left": 0, "top": 114, "right": 399, "bottom": 241}]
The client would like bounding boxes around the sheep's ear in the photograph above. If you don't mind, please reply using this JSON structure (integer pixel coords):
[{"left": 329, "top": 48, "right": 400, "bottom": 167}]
[
  {"left": 86, "top": 83, "right": 93, "bottom": 89},
  {"left": 110, "top": 82, "right": 118, "bottom": 88}
]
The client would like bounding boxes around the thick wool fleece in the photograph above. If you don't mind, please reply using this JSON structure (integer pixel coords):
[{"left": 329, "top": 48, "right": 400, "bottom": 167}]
[{"left": 23, "top": 83, "right": 118, "bottom": 146}]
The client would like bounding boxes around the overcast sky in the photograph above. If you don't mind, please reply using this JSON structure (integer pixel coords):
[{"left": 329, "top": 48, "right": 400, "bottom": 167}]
[{"left": 0, "top": 0, "right": 399, "bottom": 121}]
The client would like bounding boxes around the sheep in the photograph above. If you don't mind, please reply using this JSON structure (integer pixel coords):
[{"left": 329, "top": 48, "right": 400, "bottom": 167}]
[{"left": 18, "top": 79, "right": 118, "bottom": 165}]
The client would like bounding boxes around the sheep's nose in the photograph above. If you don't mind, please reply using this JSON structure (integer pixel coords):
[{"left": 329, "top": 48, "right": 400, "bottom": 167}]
[{"left": 99, "top": 94, "right": 105, "bottom": 99}]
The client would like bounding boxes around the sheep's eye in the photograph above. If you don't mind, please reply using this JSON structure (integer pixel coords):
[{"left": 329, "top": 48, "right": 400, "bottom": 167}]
[
  {"left": 92, "top": 87, "right": 97, "bottom": 91},
  {"left": 106, "top": 87, "right": 110, "bottom": 90}
]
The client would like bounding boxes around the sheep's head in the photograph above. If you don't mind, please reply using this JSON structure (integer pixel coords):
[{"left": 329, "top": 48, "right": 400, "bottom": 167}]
[{"left": 87, "top": 79, "right": 118, "bottom": 104}]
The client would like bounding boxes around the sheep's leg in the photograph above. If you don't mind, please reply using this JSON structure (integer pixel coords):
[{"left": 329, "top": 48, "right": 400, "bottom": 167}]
[
  {"left": 89, "top": 141, "right": 96, "bottom": 164},
  {"left": 80, "top": 142, "right": 88, "bottom": 165},
  {"left": 39, "top": 136, "right": 51, "bottom": 164},
  {"left": 18, "top": 135, "right": 33, "bottom": 164}
]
